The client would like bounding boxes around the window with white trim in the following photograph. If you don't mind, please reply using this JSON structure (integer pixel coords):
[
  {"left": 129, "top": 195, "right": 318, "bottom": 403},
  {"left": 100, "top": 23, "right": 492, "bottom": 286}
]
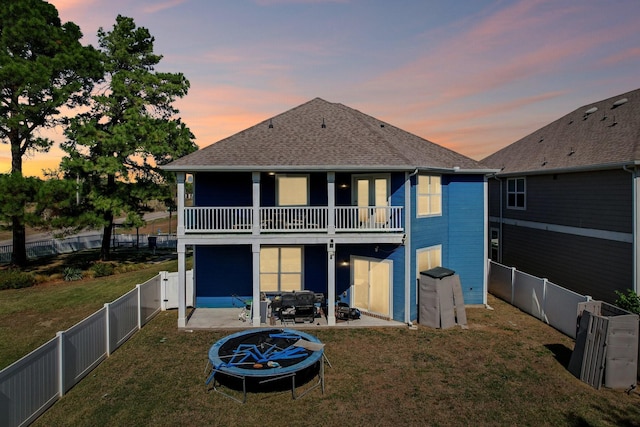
[
  {"left": 417, "top": 245, "right": 442, "bottom": 276},
  {"left": 507, "top": 177, "right": 526, "bottom": 209},
  {"left": 276, "top": 174, "right": 308, "bottom": 206},
  {"left": 260, "top": 247, "right": 303, "bottom": 292},
  {"left": 417, "top": 174, "right": 442, "bottom": 217}
]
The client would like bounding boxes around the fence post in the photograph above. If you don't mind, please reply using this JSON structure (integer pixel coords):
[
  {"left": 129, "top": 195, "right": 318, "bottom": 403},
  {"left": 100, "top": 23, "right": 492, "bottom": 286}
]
[
  {"left": 542, "top": 278, "right": 548, "bottom": 323},
  {"left": 56, "top": 331, "right": 64, "bottom": 397},
  {"left": 105, "top": 303, "right": 111, "bottom": 357},
  {"left": 160, "top": 271, "right": 168, "bottom": 311},
  {"left": 137, "top": 284, "right": 142, "bottom": 330},
  {"left": 510, "top": 266, "right": 516, "bottom": 304}
]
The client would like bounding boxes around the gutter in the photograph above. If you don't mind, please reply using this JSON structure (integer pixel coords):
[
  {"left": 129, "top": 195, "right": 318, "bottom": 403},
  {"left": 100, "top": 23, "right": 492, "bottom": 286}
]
[{"left": 623, "top": 165, "right": 640, "bottom": 296}]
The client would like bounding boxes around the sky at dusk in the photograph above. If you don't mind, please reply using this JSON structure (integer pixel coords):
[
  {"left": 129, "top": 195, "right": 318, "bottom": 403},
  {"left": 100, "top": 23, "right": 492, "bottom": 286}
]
[{"left": 4, "top": 0, "right": 640, "bottom": 177}]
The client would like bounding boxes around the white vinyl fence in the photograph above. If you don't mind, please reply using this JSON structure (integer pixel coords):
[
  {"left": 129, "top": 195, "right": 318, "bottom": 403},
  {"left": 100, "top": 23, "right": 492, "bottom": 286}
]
[
  {"left": 488, "top": 260, "right": 591, "bottom": 339},
  {"left": 0, "top": 233, "right": 177, "bottom": 263},
  {"left": 0, "top": 270, "right": 189, "bottom": 427}
]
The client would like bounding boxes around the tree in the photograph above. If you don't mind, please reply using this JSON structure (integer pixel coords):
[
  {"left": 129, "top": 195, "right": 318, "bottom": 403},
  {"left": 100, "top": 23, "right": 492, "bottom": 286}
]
[
  {"left": 0, "top": 0, "right": 101, "bottom": 266},
  {"left": 61, "top": 15, "right": 197, "bottom": 261}
]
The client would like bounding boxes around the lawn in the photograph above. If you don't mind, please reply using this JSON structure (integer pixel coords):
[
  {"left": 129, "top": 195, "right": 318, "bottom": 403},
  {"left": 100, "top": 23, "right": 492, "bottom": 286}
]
[
  {"left": 2, "top": 251, "right": 639, "bottom": 426},
  {"left": 24, "top": 299, "right": 640, "bottom": 426}
]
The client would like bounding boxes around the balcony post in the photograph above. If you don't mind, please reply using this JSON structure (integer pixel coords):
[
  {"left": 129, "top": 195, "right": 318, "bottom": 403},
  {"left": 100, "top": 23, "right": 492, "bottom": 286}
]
[
  {"left": 176, "top": 172, "right": 185, "bottom": 236},
  {"left": 327, "top": 239, "right": 336, "bottom": 326},
  {"left": 252, "top": 172, "right": 260, "bottom": 235},
  {"left": 327, "top": 172, "right": 335, "bottom": 234},
  {"left": 252, "top": 242, "right": 261, "bottom": 326}
]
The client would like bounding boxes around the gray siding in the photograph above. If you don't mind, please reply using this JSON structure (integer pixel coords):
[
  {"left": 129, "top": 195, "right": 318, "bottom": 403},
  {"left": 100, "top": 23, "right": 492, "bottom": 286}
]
[
  {"left": 501, "top": 224, "right": 631, "bottom": 303},
  {"left": 502, "top": 170, "right": 632, "bottom": 233}
]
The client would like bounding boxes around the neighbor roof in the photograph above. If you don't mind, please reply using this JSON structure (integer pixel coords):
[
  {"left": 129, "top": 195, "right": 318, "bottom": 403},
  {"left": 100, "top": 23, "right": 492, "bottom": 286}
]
[
  {"left": 163, "top": 97, "right": 491, "bottom": 173},
  {"left": 482, "top": 88, "right": 640, "bottom": 175}
]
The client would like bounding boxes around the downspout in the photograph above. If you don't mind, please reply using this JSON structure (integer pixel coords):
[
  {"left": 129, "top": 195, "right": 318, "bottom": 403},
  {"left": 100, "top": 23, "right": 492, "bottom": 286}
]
[
  {"left": 404, "top": 170, "right": 418, "bottom": 324},
  {"left": 623, "top": 165, "right": 639, "bottom": 295}
]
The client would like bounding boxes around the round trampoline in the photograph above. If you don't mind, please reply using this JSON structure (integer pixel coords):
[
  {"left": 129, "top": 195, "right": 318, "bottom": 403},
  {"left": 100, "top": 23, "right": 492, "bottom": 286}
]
[{"left": 206, "top": 328, "right": 326, "bottom": 401}]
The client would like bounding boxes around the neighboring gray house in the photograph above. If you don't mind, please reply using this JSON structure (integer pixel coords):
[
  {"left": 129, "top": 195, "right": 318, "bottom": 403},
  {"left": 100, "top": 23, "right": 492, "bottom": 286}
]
[{"left": 482, "top": 88, "right": 640, "bottom": 303}]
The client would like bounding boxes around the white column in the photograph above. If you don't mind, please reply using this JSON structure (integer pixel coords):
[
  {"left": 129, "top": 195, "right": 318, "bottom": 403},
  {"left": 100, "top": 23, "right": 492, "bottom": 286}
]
[
  {"left": 327, "top": 172, "right": 335, "bottom": 234},
  {"left": 177, "top": 241, "right": 187, "bottom": 328},
  {"left": 176, "top": 172, "right": 185, "bottom": 236},
  {"left": 252, "top": 242, "right": 261, "bottom": 326},
  {"left": 252, "top": 172, "right": 261, "bottom": 235},
  {"left": 327, "top": 239, "right": 336, "bottom": 326}
]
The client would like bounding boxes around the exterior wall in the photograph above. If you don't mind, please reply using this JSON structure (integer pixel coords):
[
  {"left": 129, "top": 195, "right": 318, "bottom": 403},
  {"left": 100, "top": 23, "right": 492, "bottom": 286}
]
[
  {"left": 194, "top": 245, "right": 253, "bottom": 307},
  {"left": 501, "top": 224, "right": 631, "bottom": 303},
  {"left": 194, "top": 172, "right": 252, "bottom": 206},
  {"left": 190, "top": 170, "right": 487, "bottom": 323},
  {"left": 489, "top": 169, "right": 634, "bottom": 304},
  {"left": 410, "top": 174, "right": 487, "bottom": 320},
  {"left": 502, "top": 170, "right": 631, "bottom": 232},
  {"left": 447, "top": 175, "right": 487, "bottom": 305}
]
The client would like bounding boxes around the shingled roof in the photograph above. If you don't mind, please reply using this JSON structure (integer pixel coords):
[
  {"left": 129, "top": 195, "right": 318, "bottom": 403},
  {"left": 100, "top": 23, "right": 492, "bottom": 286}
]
[
  {"left": 482, "top": 88, "right": 640, "bottom": 175},
  {"left": 164, "top": 97, "right": 489, "bottom": 173}
]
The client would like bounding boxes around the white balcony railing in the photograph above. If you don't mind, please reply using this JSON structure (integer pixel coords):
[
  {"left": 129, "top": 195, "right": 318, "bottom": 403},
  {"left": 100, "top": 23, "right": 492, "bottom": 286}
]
[{"left": 183, "top": 206, "right": 403, "bottom": 233}]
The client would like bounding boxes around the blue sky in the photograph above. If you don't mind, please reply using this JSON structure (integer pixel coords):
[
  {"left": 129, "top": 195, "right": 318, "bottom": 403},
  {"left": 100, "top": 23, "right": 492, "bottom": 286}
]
[{"left": 6, "top": 0, "right": 640, "bottom": 176}]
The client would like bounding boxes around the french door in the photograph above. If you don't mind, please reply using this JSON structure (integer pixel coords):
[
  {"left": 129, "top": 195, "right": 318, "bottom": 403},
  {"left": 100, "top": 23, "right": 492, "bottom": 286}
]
[
  {"left": 354, "top": 175, "right": 389, "bottom": 226},
  {"left": 352, "top": 256, "right": 391, "bottom": 317}
]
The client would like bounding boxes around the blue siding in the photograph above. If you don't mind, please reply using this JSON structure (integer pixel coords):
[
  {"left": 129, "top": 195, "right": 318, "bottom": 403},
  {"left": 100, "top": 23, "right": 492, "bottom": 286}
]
[
  {"left": 409, "top": 174, "right": 486, "bottom": 318},
  {"left": 304, "top": 245, "right": 327, "bottom": 292},
  {"left": 195, "top": 245, "right": 252, "bottom": 307},
  {"left": 446, "top": 175, "right": 485, "bottom": 304},
  {"left": 194, "top": 172, "right": 252, "bottom": 206}
]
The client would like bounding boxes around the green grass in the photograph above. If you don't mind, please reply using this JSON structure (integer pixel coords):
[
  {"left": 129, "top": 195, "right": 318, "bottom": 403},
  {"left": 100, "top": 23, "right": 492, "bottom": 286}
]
[
  {"left": 29, "top": 306, "right": 640, "bottom": 427},
  {"left": 1, "top": 255, "right": 639, "bottom": 426},
  {"left": 0, "top": 250, "right": 182, "bottom": 369}
]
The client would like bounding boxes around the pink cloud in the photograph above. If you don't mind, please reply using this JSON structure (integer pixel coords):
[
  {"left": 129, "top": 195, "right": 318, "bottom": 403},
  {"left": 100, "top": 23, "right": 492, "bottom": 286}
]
[
  {"left": 142, "top": 0, "right": 189, "bottom": 14},
  {"left": 255, "top": 0, "right": 348, "bottom": 5}
]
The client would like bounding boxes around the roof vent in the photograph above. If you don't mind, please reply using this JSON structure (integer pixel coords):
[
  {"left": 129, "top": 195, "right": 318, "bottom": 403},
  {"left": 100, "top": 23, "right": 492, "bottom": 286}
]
[
  {"left": 321, "top": 118, "right": 326, "bottom": 128},
  {"left": 380, "top": 123, "right": 385, "bottom": 128},
  {"left": 538, "top": 136, "right": 544, "bottom": 143},
  {"left": 268, "top": 119, "right": 273, "bottom": 129},
  {"left": 568, "top": 147, "right": 575, "bottom": 156},
  {"left": 612, "top": 98, "right": 628, "bottom": 108},
  {"left": 541, "top": 157, "right": 547, "bottom": 166},
  {"left": 583, "top": 106, "right": 598, "bottom": 120}
]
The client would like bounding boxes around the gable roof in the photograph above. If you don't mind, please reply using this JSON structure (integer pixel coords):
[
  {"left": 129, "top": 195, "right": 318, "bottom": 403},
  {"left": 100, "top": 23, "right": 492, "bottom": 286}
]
[
  {"left": 163, "top": 97, "right": 491, "bottom": 173},
  {"left": 481, "top": 88, "right": 640, "bottom": 175}
]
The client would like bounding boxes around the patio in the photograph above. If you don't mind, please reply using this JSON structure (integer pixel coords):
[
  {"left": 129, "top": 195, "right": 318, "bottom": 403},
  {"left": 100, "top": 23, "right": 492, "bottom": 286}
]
[{"left": 185, "top": 307, "right": 406, "bottom": 330}]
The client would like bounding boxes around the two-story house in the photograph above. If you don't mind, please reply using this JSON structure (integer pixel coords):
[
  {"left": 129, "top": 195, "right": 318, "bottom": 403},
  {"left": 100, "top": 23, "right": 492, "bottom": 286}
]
[
  {"left": 483, "top": 88, "right": 640, "bottom": 303},
  {"left": 163, "top": 98, "right": 494, "bottom": 327}
]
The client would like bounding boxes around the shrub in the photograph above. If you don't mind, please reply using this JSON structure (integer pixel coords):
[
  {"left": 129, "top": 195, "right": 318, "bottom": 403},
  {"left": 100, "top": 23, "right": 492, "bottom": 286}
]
[
  {"left": 0, "top": 269, "right": 37, "bottom": 290},
  {"left": 63, "top": 267, "right": 83, "bottom": 282},
  {"left": 614, "top": 289, "right": 640, "bottom": 315},
  {"left": 91, "top": 262, "right": 114, "bottom": 278}
]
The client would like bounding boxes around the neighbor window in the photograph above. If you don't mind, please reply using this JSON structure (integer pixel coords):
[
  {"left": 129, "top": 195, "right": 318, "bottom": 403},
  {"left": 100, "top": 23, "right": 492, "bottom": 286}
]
[
  {"left": 507, "top": 177, "right": 526, "bottom": 209},
  {"left": 276, "top": 174, "right": 308, "bottom": 206},
  {"left": 260, "top": 247, "right": 303, "bottom": 292},
  {"left": 417, "top": 174, "right": 442, "bottom": 216}
]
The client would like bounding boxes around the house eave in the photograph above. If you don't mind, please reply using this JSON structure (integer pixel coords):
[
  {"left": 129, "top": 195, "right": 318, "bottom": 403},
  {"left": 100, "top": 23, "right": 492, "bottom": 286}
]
[
  {"left": 162, "top": 164, "right": 496, "bottom": 174},
  {"left": 491, "top": 160, "right": 640, "bottom": 177}
]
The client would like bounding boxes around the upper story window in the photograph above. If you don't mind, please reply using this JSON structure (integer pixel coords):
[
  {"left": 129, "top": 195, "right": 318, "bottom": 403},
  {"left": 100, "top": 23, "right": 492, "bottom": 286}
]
[
  {"left": 507, "top": 177, "right": 526, "bottom": 210},
  {"left": 417, "top": 174, "right": 442, "bottom": 217},
  {"left": 277, "top": 174, "right": 309, "bottom": 206}
]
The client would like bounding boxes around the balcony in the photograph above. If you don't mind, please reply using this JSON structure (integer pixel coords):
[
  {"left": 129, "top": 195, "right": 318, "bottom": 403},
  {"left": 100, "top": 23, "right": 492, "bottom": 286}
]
[{"left": 183, "top": 206, "right": 403, "bottom": 234}]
